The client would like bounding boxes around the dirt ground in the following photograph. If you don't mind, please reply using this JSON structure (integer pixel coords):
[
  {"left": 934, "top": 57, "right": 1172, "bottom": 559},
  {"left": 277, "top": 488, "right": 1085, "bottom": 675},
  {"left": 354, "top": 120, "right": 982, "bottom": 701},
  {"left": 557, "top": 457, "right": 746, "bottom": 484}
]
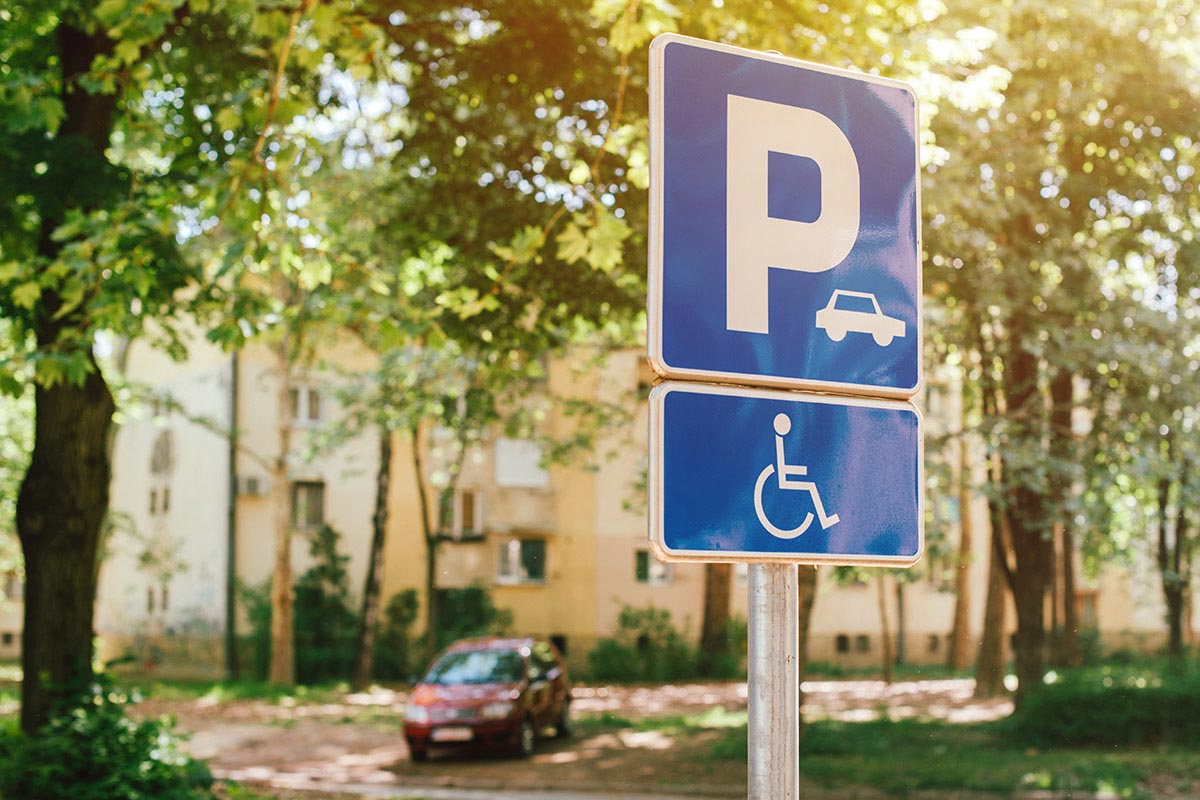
[{"left": 137, "top": 679, "right": 1012, "bottom": 797}]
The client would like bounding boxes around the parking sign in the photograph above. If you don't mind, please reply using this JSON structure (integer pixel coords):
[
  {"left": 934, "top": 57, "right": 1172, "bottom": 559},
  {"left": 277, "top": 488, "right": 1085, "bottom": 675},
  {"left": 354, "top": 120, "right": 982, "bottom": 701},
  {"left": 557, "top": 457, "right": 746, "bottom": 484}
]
[
  {"left": 648, "top": 34, "right": 922, "bottom": 398},
  {"left": 650, "top": 382, "right": 923, "bottom": 566}
]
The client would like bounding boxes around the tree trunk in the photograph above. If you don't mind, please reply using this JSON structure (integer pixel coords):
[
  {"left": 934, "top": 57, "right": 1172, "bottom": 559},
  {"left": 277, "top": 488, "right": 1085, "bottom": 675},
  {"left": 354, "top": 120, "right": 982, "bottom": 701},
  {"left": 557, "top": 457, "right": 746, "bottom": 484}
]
[
  {"left": 268, "top": 341, "right": 295, "bottom": 685},
  {"left": 16, "top": 21, "right": 119, "bottom": 734},
  {"left": 1156, "top": 443, "right": 1185, "bottom": 663},
  {"left": 1003, "top": 343, "right": 1052, "bottom": 709},
  {"left": 1008, "top": 506, "right": 1052, "bottom": 708},
  {"left": 974, "top": 509, "right": 1009, "bottom": 699},
  {"left": 411, "top": 425, "right": 440, "bottom": 652},
  {"left": 1048, "top": 369, "right": 1076, "bottom": 668},
  {"left": 17, "top": 364, "right": 115, "bottom": 733},
  {"left": 1172, "top": 464, "right": 1192, "bottom": 655},
  {"left": 877, "top": 573, "right": 893, "bottom": 685},
  {"left": 948, "top": 433, "right": 974, "bottom": 671},
  {"left": 1059, "top": 525, "right": 1081, "bottom": 667},
  {"left": 698, "top": 563, "right": 733, "bottom": 676},
  {"left": 1048, "top": 525, "right": 1060, "bottom": 665},
  {"left": 353, "top": 430, "right": 393, "bottom": 690},
  {"left": 797, "top": 565, "right": 818, "bottom": 739}
]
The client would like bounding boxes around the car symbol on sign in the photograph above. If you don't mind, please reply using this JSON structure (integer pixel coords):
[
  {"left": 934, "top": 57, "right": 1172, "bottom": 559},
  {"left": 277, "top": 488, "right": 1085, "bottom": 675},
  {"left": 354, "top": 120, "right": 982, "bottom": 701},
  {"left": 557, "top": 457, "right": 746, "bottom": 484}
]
[{"left": 815, "top": 290, "right": 906, "bottom": 347}]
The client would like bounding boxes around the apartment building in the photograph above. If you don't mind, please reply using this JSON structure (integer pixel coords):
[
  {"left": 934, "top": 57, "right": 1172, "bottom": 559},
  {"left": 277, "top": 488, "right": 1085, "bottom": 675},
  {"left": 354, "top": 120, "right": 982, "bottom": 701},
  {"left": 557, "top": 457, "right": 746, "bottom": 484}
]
[{"left": 90, "top": 338, "right": 1183, "bottom": 678}]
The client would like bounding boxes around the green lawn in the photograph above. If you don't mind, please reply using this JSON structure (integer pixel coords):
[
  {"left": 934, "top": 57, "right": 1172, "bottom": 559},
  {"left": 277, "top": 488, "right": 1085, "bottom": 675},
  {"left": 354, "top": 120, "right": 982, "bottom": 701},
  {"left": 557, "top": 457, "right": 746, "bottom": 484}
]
[{"left": 700, "top": 717, "right": 1200, "bottom": 798}]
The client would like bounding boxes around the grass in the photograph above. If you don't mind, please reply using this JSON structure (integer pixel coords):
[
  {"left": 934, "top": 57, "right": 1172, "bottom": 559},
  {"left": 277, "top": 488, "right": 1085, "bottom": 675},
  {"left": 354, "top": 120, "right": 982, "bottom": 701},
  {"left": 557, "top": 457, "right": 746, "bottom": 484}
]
[
  {"left": 575, "top": 705, "right": 747, "bottom": 734},
  {"left": 700, "top": 716, "right": 1200, "bottom": 798},
  {"left": 116, "top": 678, "right": 355, "bottom": 706}
]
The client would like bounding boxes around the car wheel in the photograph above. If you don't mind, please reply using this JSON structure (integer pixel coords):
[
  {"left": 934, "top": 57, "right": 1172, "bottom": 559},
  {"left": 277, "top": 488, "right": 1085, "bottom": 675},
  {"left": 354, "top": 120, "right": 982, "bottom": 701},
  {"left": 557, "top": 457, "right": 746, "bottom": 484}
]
[
  {"left": 555, "top": 701, "right": 572, "bottom": 739},
  {"left": 873, "top": 332, "right": 893, "bottom": 346},
  {"left": 410, "top": 747, "right": 428, "bottom": 763},
  {"left": 515, "top": 717, "right": 536, "bottom": 758},
  {"left": 826, "top": 327, "right": 846, "bottom": 342}
]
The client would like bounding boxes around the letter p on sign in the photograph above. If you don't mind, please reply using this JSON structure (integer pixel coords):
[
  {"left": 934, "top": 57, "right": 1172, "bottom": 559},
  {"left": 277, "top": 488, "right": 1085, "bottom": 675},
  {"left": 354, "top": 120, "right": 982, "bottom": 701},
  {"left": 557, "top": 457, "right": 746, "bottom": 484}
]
[{"left": 726, "top": 95, "right": 861, "bottom": 335}]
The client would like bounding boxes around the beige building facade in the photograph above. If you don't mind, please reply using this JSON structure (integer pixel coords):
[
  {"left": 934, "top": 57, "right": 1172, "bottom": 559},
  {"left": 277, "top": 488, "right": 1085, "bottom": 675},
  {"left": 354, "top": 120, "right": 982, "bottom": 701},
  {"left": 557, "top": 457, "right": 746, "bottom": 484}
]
[{"left": 89, "top": 340, "right": 1192, "bottom": 678}]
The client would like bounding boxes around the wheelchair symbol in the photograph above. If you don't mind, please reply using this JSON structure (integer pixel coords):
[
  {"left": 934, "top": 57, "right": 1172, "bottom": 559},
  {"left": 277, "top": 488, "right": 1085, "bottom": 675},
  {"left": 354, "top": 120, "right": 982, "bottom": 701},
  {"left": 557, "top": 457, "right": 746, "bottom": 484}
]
[{"left": 753, "top": 414, "right": 841, "bottom": 539}]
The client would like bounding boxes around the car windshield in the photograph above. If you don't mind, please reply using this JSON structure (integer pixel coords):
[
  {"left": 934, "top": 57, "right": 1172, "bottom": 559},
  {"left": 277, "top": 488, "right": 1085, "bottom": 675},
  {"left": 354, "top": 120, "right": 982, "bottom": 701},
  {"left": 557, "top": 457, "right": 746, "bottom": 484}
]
[
  {"left": 424, "top": 649, "right": 524, "bottom": 685},
  {"left": 833, "top": 294, "right": 877, "bottom": 313}
]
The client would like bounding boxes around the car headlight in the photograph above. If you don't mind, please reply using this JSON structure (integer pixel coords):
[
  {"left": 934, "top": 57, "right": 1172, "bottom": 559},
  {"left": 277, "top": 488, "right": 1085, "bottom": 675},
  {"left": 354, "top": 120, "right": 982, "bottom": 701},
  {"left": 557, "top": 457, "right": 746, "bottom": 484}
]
[
  {"left": 404, "top": 704, "right": 430, "bottom": 724},
  {"left": 481, "top": 700, "right": 515, "bottom": 720}
]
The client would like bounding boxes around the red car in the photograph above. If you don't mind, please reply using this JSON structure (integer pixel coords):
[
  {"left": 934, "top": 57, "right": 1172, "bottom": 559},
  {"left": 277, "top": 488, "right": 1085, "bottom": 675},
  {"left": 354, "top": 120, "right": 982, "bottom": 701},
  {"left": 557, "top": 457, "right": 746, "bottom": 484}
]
[{"left": 403, "top": 637, "right": 572, "bottom": 761}]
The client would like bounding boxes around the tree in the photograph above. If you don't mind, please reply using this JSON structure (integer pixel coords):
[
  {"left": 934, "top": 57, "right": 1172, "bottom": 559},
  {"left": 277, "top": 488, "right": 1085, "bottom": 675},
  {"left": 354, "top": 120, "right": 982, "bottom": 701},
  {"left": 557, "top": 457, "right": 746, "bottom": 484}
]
[
  {"left": 924, "top": 0, "right": 1200, "bottom": 706},
  {"left": 698, "top": 563, "right": 734, "bottom": 676},
  {"left": 312, "top": 1, "right": 653, "bottom": 682},
  {"left": 1088, "top": 308, "right": 1200, "bottom": 664},
  {"left": 947, "top": 415, "right": 976, "bottom": 672},
  {"left": 0, "top": 0, "right": 389, "bottom": 728}
]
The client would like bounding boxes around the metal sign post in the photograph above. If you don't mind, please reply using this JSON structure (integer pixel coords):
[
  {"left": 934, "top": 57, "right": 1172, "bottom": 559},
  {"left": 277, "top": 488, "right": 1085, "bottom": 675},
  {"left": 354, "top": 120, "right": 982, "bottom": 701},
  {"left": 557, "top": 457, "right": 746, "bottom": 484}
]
[{"left": 748, "top": 563, "right": 799, "bottom": 800}]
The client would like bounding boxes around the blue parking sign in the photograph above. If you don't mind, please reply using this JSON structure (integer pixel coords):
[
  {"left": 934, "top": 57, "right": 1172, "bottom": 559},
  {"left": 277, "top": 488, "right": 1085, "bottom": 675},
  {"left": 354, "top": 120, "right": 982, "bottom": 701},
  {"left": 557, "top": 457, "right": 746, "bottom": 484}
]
[
  {"left": 648, "top": 34, "right": 921, "bottom": 397},
  {"left": 650, "top": 382, "right": 923, "bottom": 565}
]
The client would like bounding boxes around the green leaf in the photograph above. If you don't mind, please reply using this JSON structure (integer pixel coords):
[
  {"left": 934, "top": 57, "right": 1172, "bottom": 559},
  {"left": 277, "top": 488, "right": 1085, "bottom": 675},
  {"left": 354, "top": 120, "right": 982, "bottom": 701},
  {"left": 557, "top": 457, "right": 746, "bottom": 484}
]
[
  {"left": 12, "top": 282, "right": 41, "bottom": 310},
  {"left": 492, "top": 226, "right": 545, "bottom": 266},
  {"left": 35, "top": 97, "right": 65, "bottom": 133},
  {"left": 0, "top": 371, "right": 23, "bottom": 398},
  {"left": 569, "top": 161, "right": 592, "bottom": 186},
  {"left": 556, "top": 221, "right": 591, "bottom": 264},
  {"left": 94, "top": 0, "right": 128, "bottom": 26},
  {"left": 215, "top": 107, "right": 241, "bottom": 131},
  {"left": 33, "top": 357, "right": 62, "bottom": 388},
  {"left": 114, "top": 39, "right": 141, "bottom": 65},
  {"left": 587, "top": 210, "right": 631, "bottom": 273}
]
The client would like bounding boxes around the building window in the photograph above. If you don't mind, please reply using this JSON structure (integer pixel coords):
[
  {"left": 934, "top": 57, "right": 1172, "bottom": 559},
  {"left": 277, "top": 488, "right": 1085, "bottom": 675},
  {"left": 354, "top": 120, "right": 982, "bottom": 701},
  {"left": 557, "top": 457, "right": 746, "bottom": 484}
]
[
  {"left": 291, "top": 481, "right": 325, "bottom": 530},
  {"left": 149, "top": 489, "right": 158, "bottom": 515},
  {"left": 1, "top": 633, "right": 13, "bottom": 646},
  {"left": 446, "top": 489, "right": 483, "bottom": 538},
  {"left": 835, "top": 634, "right": 850, "bottom": 653},
  {"left": 497, "top": 537, "right": 546, "bottom": 584},
  {"left": 3, "top": 572, "right": 24, "bottom": 601},
  {"left": 928, "top": 634, "right": 941, "bottom": 654},
  {"left": 1076, "top": 591, "right": 1098, "bottom": 628},
  {"left": 855, "top": 634, "right": 871, "bottom": 653},
  {"left": 147, "top": 586, "right": 155, "bottom": 614},
  {"left": 494, "top": 438, "right": 550, "bottom": 489},
  {"left": 289, "top": 385, "right": 324, "bottom": 425},
  {"left": 150, "top": 430, "right": 175, "bottom": 475},
  {"left": 162, "top": 487, "right": 170, "bottom": 513},
  {"left": 635, "top": 549, "right": 672, "bottom": 585}
]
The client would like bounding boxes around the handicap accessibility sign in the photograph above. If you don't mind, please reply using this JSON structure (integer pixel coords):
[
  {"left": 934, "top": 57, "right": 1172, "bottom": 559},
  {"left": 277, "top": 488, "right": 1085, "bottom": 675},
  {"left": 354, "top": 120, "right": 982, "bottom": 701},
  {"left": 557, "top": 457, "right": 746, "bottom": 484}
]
[
  {"left": 649, "top": 382, "right": 923, "bottom": 565},
  {"left": 647, "top": 34, "right": 921, "bottom": 398}
]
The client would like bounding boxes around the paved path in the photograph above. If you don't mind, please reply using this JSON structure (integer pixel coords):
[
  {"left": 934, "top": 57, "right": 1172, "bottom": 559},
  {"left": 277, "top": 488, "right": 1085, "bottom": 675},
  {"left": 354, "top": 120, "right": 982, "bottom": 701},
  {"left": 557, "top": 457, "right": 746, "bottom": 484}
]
[
  {"left": 227, "top": 776, "right": 729, "bottom": 800},
  {"left": 228, "top": 776, "right": 1133, "bottom": 800}
]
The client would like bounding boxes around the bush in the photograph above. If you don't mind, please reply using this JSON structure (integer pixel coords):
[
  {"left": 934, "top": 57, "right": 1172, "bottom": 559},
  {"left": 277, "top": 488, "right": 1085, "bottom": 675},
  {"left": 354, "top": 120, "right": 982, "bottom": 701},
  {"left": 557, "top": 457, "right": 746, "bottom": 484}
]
[
  {"left": 1009, "top": 668, "right": 1200, "bottom": 747},
  {"left": 294, "top": 524, "right": 358, "bottom": 683},
  {"left": 587, "top": 605, "right": 698, "bottom": 682},
  {"left": 0, "top": 675, "right": 214, "bottom": 800},
  {"left": 704, "top": 615, "right": 747, "bottom": 679},
  {"left": 238, "top": 579, "right": 272, "bottom": 681},
  {"left": 372, "top": 589, "right": 420, "bottom": 681},
  {"left": 433, "top": 584, "right": 514, "bottom": 652},
  {"left": 241, "top": 524, "right": 359, "bottom": 684}
]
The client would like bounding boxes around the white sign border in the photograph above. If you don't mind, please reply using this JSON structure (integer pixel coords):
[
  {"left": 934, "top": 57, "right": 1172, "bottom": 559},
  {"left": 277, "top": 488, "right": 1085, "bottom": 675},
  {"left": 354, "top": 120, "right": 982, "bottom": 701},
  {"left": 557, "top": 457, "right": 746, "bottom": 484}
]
[
  {"left": 647, "top": 32, "right": 924, "bottom": 400},
  {"left": 648, "top": 380, "right": 925, "bottom": 567}
]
